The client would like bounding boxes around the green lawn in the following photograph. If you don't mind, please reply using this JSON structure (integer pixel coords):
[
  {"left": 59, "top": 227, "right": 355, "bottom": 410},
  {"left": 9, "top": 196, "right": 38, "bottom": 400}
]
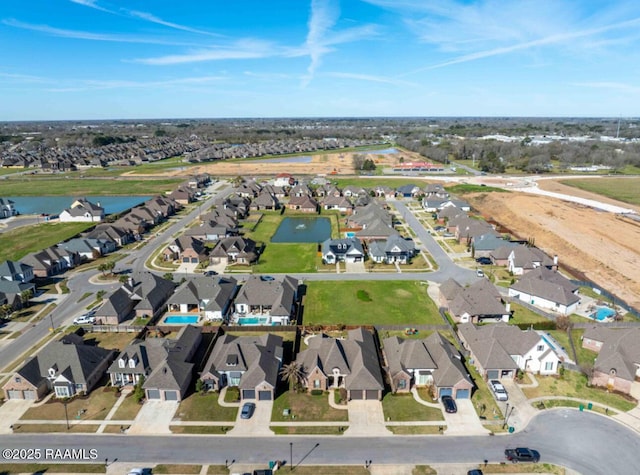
[
  {"left": 509, "top": 303, "right": 551, "bottom": 325},
  {"left": 381, "top": 392, "right": 444, "bottom": 421},
  {"left": 272, "top": 391, "right": 348, "bottom": 422},
  {"left": 271, "top": 426, "right": 344, "bottom": 435},
  {"left": 241, "top": 212, "right": 281, "bottom": 242},
  {"left": 110, "top": 393, "right": 143, "bottom": 420},
  {"left": 0, "top": 463, "right": 105, "bottom": 473},
  {"left": 547, "top": 329, "right": 598, "bottom": 366},
  {"left": 176, "top": 392, "right": 238, "bottom": 421},
  {"left": 254, "top": 243, "right": 318, "bottom": 273},
  {"left": 0, "top": 222, "right": 94, "bottom": 261},
  {"left": 303, "top": 281, "right": 442, "bottom": 325},
  {"left": 561, "top": 177, "right": 640, "bottom": 206},
  {"left": 21, "top": 384, "right": 120, "bottom": 421},
  {"left": 0, "top": 177, "right": 182, "bottom": 196}
]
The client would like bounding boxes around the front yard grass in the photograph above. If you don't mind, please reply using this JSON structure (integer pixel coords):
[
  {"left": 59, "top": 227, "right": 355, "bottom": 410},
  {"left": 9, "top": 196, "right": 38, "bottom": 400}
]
[
  {"left": 153, "top": 464, "right": 202, "bottom": 474},
  {"left": 0, "top": 222, "right": 94, "bottom": 262},
  {"left": 254, "top": 243, "right": 317, "bottom": 273},
  {"left": 509, "top": 303, "right": 551, "bottom": 325},
  {"left": 176, "top": 392, "right": 238, "bottom": 421},
  {"left": 389, "top": 426, "right": 443, "bottom": 435},
  {"left": 533, "top": 398, "right": 614, "bottom": 416},
  {"left": 381, "top": 392, "right": 444, "bottom": 421},
  {"left": 271, "top": 426, "right": 344, "bottom": 435},
  {"left": 170, "top": 426, "right": 231, "bottom": 434},
  {"left": 522, "top": 371, "right": 636, "bottom": 412},
  {"left": 111, "top": 393, "right": 143, "bottom": 420},
  {"left": 13, "top": 423, "right": 100, "bottom": 433},
  {"left": 276, "top": 467, "right": 369, "bottom": 475},
  {"left": 0, "top": 463, "right": 105, "bottom": 473},
  {"left": 272, "top": 391, "right": 348, "bottom": 422},
  {"left": 21, "top": 384, "right": 119, "bottom": 421},
  {"left": 303, "top": 281, "right": 442, "bottom": 325},
  {"left": 82, "top": 331, "right": 138, "bottom": 351},
  {"left": 481, "top": 462, "right": 566, "bottom": 474}
]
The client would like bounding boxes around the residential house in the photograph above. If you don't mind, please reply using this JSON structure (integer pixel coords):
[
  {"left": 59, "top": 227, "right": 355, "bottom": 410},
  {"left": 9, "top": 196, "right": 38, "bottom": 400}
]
[
  {"left": 0, "top": 260, "right": 34, "bottom": 283},
  {"left": 424, "top": 184, "right": 449, "bottom": 199},
  {"left": 454, "top": 217, "right": 499, "bottom": 245},
  {"left": 0, "top": 198, "right": 17, "bottom": 218},
  {"left": 3, "top": 336, "right": 114, "bottom": 400},
  {"left": 396, "top": 184, "right": 422, "bottom": 198},
  {"left": 235, "top": 180, "right": 261, "bottom": 198},
  {"left": 185, "top": 221, "right": 237, "bottom": 242},
  {"left": 508, "top": 267, "right": 580, "bottom": 315},
  {"left": 472, "top": 234, "right": 514, "bottom": 258},
  {"left": 458, "top": 322, "right": 561, "bottom": 379},
  {"left": 22, "top": 246, "right": 80, "bottom": 276},
  {"left": 93, "top": 288, "right": 136, "bottom": 325},
  {"left": 290, "top": 184, "right": 313, "bottom": 197},
  {"left": 274, "top": 173, "right": 295, "bottom": 187},
  {"left": 250, "top": 191, "right": 279, "bottom": 211},
  {"left": 122, "top": 272, "right": 176, "bottom": 320},
  {"left": 287, "top": 195, "right": 318, "bottom": 213},
  {"left": 168, "top": 187, "right": 195, "bottom": 205},
  {"left": 373, "top": 185, "right": 396, "bottom": 199},
  {"left": 355, "top": 218, "right": 397, "bottom": 241},
  {"left": 167, "top": 276, "right": 238, "bottom": 321},
  {"left": 60, "top": 238, "right": 116, "bottom": 261},
  {"left": 383, "top": 332, "right": 473, "bottom": 399},
  {"left": 59, "top": 198, "right": 105, "bottom": 223},
  {"left": 321, "top": 195, "right": 353, "bottom": 214},
  {"left": 440, "top": 278, "right": 511, "bottom": 323},
  {"left": 200, "top": 332, "right": 283, "bottom": 400},
  {"left": 0, "top": 279, "right": 36, "bottom": 310},
  {"left": 145, "top": 195, "right": 181, "bottom": 219},
  {"left": 342, "top": 185, "right": 368, "bottom": 198},
  {"left": 582, "top": 326, "right": 640, "bottom": 395},
  {"left": 108, "top": 325, "right": 202, "bottom": 401},
  {"left": 507, "top": 247, "right": 557, "bottom": 275},
  {"left": 321, "top": 238, "right": 364, "bottom": 264},
  {"left": 209, "top": 236, "right": 258, "bottom": 266},
  {"left": 86, "top": 223, "right": 134, "bottom": 246},
  {"left": 368, "top": 234, "right": 416, "bottom": 264},
  {"left": 163, "top": 235, "right": 209, "bottom": 265},
  {"left": 490, "top": 244, "right": 522, "bottom": 267},
  {"left": 233, "top": 275, "right": 299, "bottom": 325},
  {"left": 296, "top": 328, "right": 384, "bottom": 400}
]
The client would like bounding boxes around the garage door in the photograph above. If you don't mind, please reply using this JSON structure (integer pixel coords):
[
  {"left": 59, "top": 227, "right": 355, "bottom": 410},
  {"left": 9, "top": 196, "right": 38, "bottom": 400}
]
[
  {"left": 164, "top": 391, "right": 178, "bottom": 401},
  {"left": 23, "top": 390, "right": 36, "bottom": 400},
  {"left": 487, "top": 370, "right": 499, "bottom": 380},
  {"left": 350, "top": 390, "right": 363, "bottom": 400},
  {"left": 147, "top": 389, "right": 161, "bottom": 399},
  {"left": 7, "top": 390, "right": 23, "bottom": 400},
  {"left": 365, "top": 390, "right": 379, "bottom": 400},
  {"left": 439, "top": 388, "right": 453, "bottom": 397},
  {"left": 258, "top": 390, "right": 272, "bottom": 401},
  {"left": 455, "top": 389, "right": 470, "bottom": 399},
  {"left": 242, "top": 389, "right": 255, "bottom": 400},
  {"left": 191, "top": 258, "right": 198, "bottom": 263}
]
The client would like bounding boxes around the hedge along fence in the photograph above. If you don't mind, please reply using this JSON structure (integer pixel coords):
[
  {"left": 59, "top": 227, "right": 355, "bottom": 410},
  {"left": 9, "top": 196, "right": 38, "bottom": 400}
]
[{"left": 514, "top": 321, "right": 557, "bottom": 331}]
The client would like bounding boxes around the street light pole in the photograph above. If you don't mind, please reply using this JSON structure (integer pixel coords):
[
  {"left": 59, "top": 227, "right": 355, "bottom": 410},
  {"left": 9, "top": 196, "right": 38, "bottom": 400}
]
[
  {"left": 290, "top": 442, "right": 293, "bottom": 471},
  {"left": 63, "top": 399, "right": 69, "bottom": 430},
  {"left": 503, "top": 402, "right": 509, "bottom": 429},
  {"left": 49, "top": 313, "right": 55, "bottom": 332}
]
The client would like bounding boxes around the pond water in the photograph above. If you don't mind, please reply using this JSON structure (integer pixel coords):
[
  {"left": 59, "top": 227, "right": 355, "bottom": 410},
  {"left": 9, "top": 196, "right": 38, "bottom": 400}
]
[
  {"left": 7, "top": 196, "right": 151, "bottom": 216},
  {"left": 271, "top": 217, "right": 331, "bottom": 243}
]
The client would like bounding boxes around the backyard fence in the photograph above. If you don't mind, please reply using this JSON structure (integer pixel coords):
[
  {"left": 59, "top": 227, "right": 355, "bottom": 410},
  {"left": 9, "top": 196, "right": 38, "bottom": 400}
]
[{"left": 570, "top": 280, "right": 640, "bottom": 319}]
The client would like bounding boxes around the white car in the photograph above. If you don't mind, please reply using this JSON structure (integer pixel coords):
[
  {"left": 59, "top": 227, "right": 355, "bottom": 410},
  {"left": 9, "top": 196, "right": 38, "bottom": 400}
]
[
  {"left": 489, "top": 379, "right": 509, "bottom": 401},
  {"left": 73, "top": 314, "right": 96, "bottom": 325}
]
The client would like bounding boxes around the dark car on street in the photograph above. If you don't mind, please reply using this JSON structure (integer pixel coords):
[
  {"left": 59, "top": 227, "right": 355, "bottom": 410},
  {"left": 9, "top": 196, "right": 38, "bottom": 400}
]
[
  {"left": 441, "top": 395, "right": 457, "bottom": 413},
  {"left": 505, "top": 447, "right": 540, "bottom": 463}
]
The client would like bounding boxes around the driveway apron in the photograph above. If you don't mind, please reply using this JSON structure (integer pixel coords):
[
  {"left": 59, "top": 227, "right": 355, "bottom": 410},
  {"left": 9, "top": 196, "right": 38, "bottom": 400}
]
[
  {"left": 227, "top": 400, "right": 274, "bottom": 436},
  {"left": 127, "top": 400, "right": 178, "bottom": 434},
  {"left": 500, "top": 379, "right": 537, "bottom": 432},
  {"left": 441, "top": 399, "right": 490, "bottom": 436},
  {"left": 345, "top": 400, "right": 391, "bottom": 436},
  {"left": 0, "top": 400, "right": 33, "bottom": 434}
]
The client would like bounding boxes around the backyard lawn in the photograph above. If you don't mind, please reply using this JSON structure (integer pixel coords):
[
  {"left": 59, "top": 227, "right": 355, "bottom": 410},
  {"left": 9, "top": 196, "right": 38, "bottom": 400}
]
[
  {"left": 509, "top": 303, "right": 552, "bottom": 325},
  {"left": 176, "top": 392, "right": 238, "bottom": 422},
  {"left": 0, "top": 222, "right": 94, "bottom": 261},
  {"left": 522, "top": 371, "right": 637, "bottom": 412},
  {"left": 303, "top": 281, "right": 442, "bottom": 325},
  {"left": 546, "top": 329, "right": 597, "bottom": 365},
  {"left": 82, "top": 331, "right": 137, "bottom": 352},
  {"left": 272, "top": 391, "right": 348, "bottom": 422},
  {"left": 381, "top": 393, "right": 444, "bottom": 421}
]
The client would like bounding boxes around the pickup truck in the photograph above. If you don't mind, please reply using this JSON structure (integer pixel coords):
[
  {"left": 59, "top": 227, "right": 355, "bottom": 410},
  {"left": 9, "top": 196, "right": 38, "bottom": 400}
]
[{"left": 505, "top": 447, "right": 540, "bottom": 463}]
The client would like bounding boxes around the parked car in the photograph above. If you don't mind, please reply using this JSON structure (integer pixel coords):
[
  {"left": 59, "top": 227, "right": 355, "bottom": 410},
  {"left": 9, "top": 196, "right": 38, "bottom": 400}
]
[
  {"left": 73, "top": 314, "right": 96, "bottom": 325},
  {"left": 476, "top": 269, "right": 485, "bottom": 277},
  {"left": 241, "top": 402, "right": 256, "bottom": 419},
  {"left": 127, "top": 469, "right": 152, "bottom": 475},
  {"left": 475, "top": 257, "right": 492, "bottom": 265},
  {"left": 441, "top": 395, "right": 457, "bottom": 413},
  {"left": 489, "top": 380, "right": 509, "bottom": 401},
  {"left": 204, "top": 270, "right": 218, "bottom": 276},
  {"left": 505, "top": 447, "right": 540, "bottom": 463},
  {"left": 467, "top": 470, "right": 484, "bottom": 475}
]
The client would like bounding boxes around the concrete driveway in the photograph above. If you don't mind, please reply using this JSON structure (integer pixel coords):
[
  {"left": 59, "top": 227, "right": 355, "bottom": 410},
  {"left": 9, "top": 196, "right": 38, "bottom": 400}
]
[
  {"left": 346, "top": 400, "right": 391, "bottom": 436},
  {"left": 228, "top": 400, "right": 274, "bottom": 436},
  {"left": 127, "top": 400, "right": 178, "bottom": 434},
  {"left": 500, "top": 379, "right": 537, "bottom": 432},
  {"left": 0, "top": 399, "right": 33, "bottom": 434},
  {"left": 442, "top": 399, "right": 490, "bottom": 435},
  {"left": 345, "top": 260, "right": 366, "bottom": 273}
]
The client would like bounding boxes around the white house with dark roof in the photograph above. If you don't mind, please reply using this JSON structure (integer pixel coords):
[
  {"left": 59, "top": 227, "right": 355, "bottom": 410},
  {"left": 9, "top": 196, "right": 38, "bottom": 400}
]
[
  {"left": 508, "top": 267, "right": 580, "bottom": 315},
  {"left": 167, "top": 276, "right": 237, "bottom": 321},
  {"left": 321, "top": 238, "right": 364, "bottom": 264},
  {"left": 59, "top": 198, "right": 105, "bottom": 222},
  {"left": 232, "top": 275, "right": 299, "bottom": 325},
  {"left": 200, "top": 332, "right": 283, "bottom": 401},
  {"left": 368, "top": 234, "right": 416, "bottom": 264},
  {"left": 0, "top": 198, "right": 17, "bottom": 218},
  {"left": 0, "top": 260, "right": 34, "bottom": 283},
  {"left": 507, "top": 247, "right": 556, "bottom": 275}
]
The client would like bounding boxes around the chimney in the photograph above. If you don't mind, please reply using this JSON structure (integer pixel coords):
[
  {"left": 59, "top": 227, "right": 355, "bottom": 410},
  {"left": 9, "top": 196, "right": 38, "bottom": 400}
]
[
  {"left": 505, "top": 303, "right": 511, "bottom": 313},
  {"left": 128, "top": 277, "right": 134, "bottom": 287}
]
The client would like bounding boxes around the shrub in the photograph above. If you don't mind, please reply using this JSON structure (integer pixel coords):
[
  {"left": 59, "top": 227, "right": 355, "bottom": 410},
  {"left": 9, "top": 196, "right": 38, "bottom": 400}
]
[
  {"left": 310, "top": 389, "right": 323, "bottom": 396},
  {"left": 356, "top": 289, "right": 372, "bottom": 302}
]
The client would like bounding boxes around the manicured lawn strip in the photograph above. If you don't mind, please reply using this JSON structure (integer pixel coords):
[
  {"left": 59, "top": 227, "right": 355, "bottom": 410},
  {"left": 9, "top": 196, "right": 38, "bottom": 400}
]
[
  {"left": 154, "top": 464, "right": 202, "bottom": 474},
  {"left": 207, "top": 466, "right": 232, "bottom": 475},
  {"left": 482, "top": 463, "right": 565, "bottom": 474},
  {"left": 176, "top": 392, "right": 238, "bottom": 421},
  {"left": 521, "top": 372, "right": 636, "bottom": 412},
  {"left": 561, "top": 177, "right": 640, "bottom": 206},
  {"left": 0, "top": 222, "right": 94, "bottom": 261},
  {"left": 509, "top": 303, "right": 551, "bottom": 325},
  {"left": 271, "top": 426, "right": 344, "bottom": 435},
  {"left": 467, "top": 365, "right": 503, "bottom": 421},
  {"left": 21, "top": 385, "right": 120, "bottom": 421},
  {"left": 254, "top": 243, "right": 317, "bottom": 273},
  {"left": 0, "top": 464, "right": 105, "bottom": 473},
  {"left": 547, "top": 329, "right": 597, "bottom": 366},
  {"left": 170, "top": 426, "right": 231, "bottom": 434},
  {"left": 272, "top": 391, "right": 348, "bottom": 422},
  {"left": 110, "top": 394, "right": 143, "bottom": 420},
  {"left": 13, "top": 424, "right": 100, "bottom": 433},
  {"left": 333, "top": 178, "right": 434, "bottom": 189},
  {"left": 381, "top": 393, "right": 444, "bottom": 421},
  {"left": 445, "top": 184, "right": 509, "bottom": 194},
  {"left": 303, "top": 281, "right": 442, "bottom": 325},
  {"left": 534, "top": 398, "right": 613, "bottom": 415},
  {"left": 277, "top": 467, "right": 369, "bottom": 475},
  {"left": 388, "top": 426, "right": 443, "bottom": 435},
  {"left": 224, "top": 386, "right": 240, "bottom": 403},
  {"left": 0, "top": 177, "right": 182, "bottom": 196}
]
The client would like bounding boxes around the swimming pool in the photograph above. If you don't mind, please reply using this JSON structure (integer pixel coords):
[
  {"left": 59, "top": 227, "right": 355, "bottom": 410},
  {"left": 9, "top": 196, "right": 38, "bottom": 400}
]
[
  {"left": 164, "top": 315, "right": 200, "bottom": 324},
  {"left": 541, "top": 334, "right": 556, "bottom": 351},
  {"left": 591, "top": 306, "right": 615, "bottom": 321},
  {"left": 237, "top": 316, "right": 273, "bottom": 326}
]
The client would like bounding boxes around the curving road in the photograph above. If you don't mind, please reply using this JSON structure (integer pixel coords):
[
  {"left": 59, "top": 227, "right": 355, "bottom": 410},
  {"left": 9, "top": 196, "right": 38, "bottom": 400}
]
[{"left": 0, "top": 411, "right": 638, "bottom": 474}]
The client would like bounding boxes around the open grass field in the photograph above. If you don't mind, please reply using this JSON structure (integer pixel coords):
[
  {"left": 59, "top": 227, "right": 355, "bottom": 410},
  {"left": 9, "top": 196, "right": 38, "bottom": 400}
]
[
  {"left": 254, "top": 243, "right": 318, "bottom": 273},
  {"left": 303, "top": 281, "right": 442, "bottom": 325},
  {"left": 271, "top": 426, "right": 344, "bottom": 435},
  {"left": 272, "top": 391, "right": 348, "bottom": 422},
  {"left": 176, "top": 392, "right": 238, "bottom": 421},
  {"left": 561, "top": 177, "right": 640, "bottom": 206},
  {"left": 381, "top": 392, "right": 444, "bottom": 421},
  {"left": 0, "top": 176, "right": 182, "bottom": 196},
  {"left": 13, "top": 423, "right": 100, "bottom": 433},
  {"left": 0, "top": 221, "right": 94, "bottom": 261}
]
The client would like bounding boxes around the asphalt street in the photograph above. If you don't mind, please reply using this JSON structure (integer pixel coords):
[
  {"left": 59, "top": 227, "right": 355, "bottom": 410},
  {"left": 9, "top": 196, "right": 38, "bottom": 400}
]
[{"left": 0, "top": 411, "right": 637, "bottom": 474}]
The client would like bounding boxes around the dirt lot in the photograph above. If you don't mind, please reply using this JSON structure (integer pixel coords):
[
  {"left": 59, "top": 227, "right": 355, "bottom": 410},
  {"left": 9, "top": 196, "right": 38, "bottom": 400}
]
[{"left": 465, "top": 190, "right": 640, "bottom": 309}]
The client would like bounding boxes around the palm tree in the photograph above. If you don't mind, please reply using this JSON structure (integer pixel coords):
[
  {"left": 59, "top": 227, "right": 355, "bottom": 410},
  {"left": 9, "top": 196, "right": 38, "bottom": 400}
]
[
  {"left": 20, "top": 289, "right": 33, "bottom": 308},
  {"left": 279, "top": 362, "right": 305, "bottom": 392}
]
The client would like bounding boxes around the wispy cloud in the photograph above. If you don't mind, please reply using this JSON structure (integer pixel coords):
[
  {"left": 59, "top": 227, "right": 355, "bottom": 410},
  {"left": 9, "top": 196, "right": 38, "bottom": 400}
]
[
  {"left": 69, "top": 0, "right": 113, "bottom": 14},
  {"left": 303, "top": 0, "right": 340, "bottom": 86},
  {"left": 46, "top": 75, "right": 227, "bottom": 92},
  {"left": 127, "top": 10, "right": 223, "bottom": 37},
  {"left": 2, "top": 19, "right": 206, "bottom": 46},
  {"left": 0, "top": 71, "right": 48, "bottom": 83},
  {"left": 132, "top": 39, "right": 277, "bottom": 65},
  {"left": 325, "top": 71, "right": 417, "bottom": 87}
]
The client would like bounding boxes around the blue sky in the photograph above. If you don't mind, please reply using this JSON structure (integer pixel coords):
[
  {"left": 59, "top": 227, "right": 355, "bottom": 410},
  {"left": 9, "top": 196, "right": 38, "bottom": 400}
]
[{"left": 1, "top": 0, "right": 639, "bottom": 120}]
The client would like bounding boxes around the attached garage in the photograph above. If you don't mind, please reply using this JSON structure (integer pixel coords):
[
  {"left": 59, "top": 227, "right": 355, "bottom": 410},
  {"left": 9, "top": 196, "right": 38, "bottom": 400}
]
[
  {"left": 486, "top": 370, "right": 499, "bottom": 380},
  {"left": 191, "top": 258, "right": 198, "bottom": 263},
  {"left": 147, "top": 389, "right": 161, "bottom": 399},
  {"left": 242, "top": 389, "right": 255, "bottom": 400},
  {"left": 439, "top": 387, "right": 453, "bottom": 397},
  {"left": 182, "top": 257, "right": 190, "bottom": 263},
  {"left": 455, "top": 388, "right": 470, "bottom": 399},
  {"left": 350, "top": 390, "right": 363, "bottom": 400},
  {"left": 23, "top": 390, "right": 36, "bottom": 400},
  {"left": 164, "top": 390, "right": 178, "bottom": 401},
  {"left": 258, "top": 390, "right": 272, "bottom": 401},
  {"left": 7, "top": 390, "right": 23, "bottom": 400},
  {"left": 365, "top": 390, "right": 379, "bottom": 400}
]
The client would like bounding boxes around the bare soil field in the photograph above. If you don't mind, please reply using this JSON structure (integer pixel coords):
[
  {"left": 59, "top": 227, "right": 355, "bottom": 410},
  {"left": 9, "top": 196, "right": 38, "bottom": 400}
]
[{"left": 465, "top": 191, "right": 640, "bottom": 309}]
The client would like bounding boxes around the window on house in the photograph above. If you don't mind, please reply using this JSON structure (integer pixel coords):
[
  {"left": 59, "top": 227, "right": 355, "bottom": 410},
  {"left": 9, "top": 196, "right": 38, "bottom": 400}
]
[
  {"left": 537, "top": 345, "right": 544, "bottom": 351},
  {"left": 398, "top": 379, "right": 407, "bottom": 389},
  {"left": 545, "top": 362, "right": 554, "bottom": 371},
  {"left": 14, "top": 377, "right": 21, "bottom": 383},
  {"left": 313, "top": 380, "right": 321, "bottom": 388}
]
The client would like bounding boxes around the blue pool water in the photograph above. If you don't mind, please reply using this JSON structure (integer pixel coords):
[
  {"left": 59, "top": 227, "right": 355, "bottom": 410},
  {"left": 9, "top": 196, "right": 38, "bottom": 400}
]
[
  {"left": 164, "top": 315, "right": 199, "bottom": 324},
  {"left": 541, "top": 334, "right": 556, "bottom": 350},
  {"left": 592, "top": 307, "right": 615, "bottom": 321},
  {"left": 237, "top": 316, "right": 273, "bottom": 326}
]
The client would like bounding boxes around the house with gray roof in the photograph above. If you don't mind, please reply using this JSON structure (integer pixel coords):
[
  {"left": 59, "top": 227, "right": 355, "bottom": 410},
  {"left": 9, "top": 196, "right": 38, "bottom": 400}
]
[
  {"left": 0, "top": 278, "right": 36, "bottom": 310},
  {"left": 167, "top": 276, "right": 238, "bottom": 322},
  {"left": 250, "top": 190, "right": 280, "bottom": 211},
  {"left": 59, "top": 198, "right": 105, "bottom": 223},
  {"left": 368, "top": 234, "right": 416, "bottom": 264},
  {"left": 287, "top": 195, "right": 318, "bottom": 213},
  {"left": 22, "top": 245, "right": 80, "bottom": 277},
  {"left": 582, "top": 326, "right": 640, "bottom": 395},
  {"left": 440, "top": 278, "right": 510, "bottom": 323},
  {"left": 122, "top": 272, "right": 175, "bottom": 320},
  {"left": 185, "top": 220, "right": 237, "bottom": 242},
  {"left": 458, "top": 322, "right": 561, "bottom": 380},
  {"left": 383, "top": 332, "right": 473, "bottom": 399},
  {"left": 507, "top": 247, "right": 556, "bottom": 275},
  {"left": 489, "top": 244, "right": 521, "bottom": 266},
  {"left": 0, "top": 260, "right": 34, "bottom": 283},
  {"left": 209, "top": 236, "right": 258, "bottom": 266},
  {"left": 86, "top": 223, "right": 134, "bottom": 246},
  {"left": 163, "top": 235, "right": 209, "bottom": 264},
  {"left": 94, "top": 287, "right": 135, "bottom": 325},
  {"left": 108, "top": 325, "right": 202, "bottom": 402},
  {"left": 0, "top": 198, "right": 17, "bottom": 218},
  {"left": 200, "top": 332, "right": 283, "bottom": 401},
  {"left": 321, "top": 195, "right": 353, "bottom": 213},
  {"left": 296, "top": 327, "right": 384, "bottom": 400},
  {"left": 472, "top": 234, "right": 513, "bottom": 258},
  {"left": 59, "top": 238, "right": 116, "bottom": 261},
  {"left": 232, "top": 275, "right": 299, "bottom": 325},
  {"left": 3, "top": 336, "right": 114, "bottom": 400},
  {"left": 508, "top": 267, "right": 579, "bottom": 315},
  {"left": 321, "top": 238, "right": 364, "bottom": 264}
]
